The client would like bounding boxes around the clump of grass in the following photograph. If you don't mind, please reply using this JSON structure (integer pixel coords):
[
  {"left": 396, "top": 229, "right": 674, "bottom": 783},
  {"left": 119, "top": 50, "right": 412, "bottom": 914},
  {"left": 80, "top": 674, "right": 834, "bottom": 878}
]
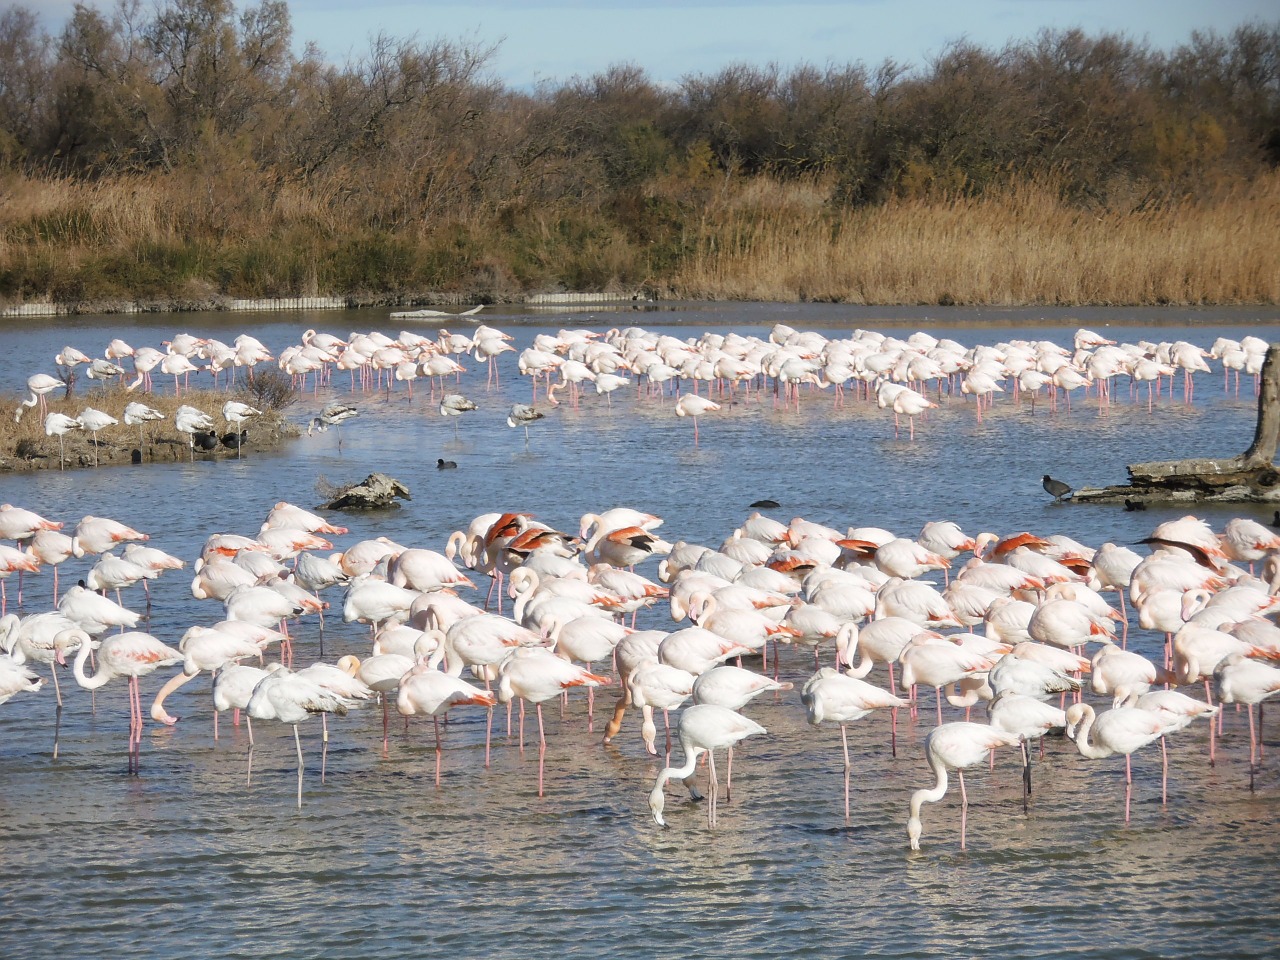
[{"left": 245, "top": 368, "right": 296, "bottom": 411}]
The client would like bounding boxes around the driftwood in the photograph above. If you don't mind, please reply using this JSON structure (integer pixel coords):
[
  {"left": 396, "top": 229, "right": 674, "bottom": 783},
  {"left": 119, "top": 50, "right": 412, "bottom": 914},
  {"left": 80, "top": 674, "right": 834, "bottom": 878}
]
[
  {"left": 318, "top": 472, "right": 412, "bottom": 511},
  {"left": 1073, "top": 343, "right": 1280, "bottom": 504}
]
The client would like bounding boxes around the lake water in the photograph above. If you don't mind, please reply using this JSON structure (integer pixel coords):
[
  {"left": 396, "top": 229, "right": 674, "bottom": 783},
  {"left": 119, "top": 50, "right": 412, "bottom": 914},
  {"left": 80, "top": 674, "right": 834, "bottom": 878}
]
[{"left": 0, "top": 303, "right": 1278, "bottom": 960}]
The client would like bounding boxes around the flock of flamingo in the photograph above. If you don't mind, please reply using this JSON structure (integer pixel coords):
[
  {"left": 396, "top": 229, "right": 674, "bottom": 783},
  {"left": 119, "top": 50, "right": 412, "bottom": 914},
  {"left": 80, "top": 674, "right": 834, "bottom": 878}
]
[
  {"left": 1, "top": 317, "right": 1277, "bottom": 850},
  {"left": 0, "top": 488, "right": 1278, "bottom": 847},
  {"left": 10, "top": 321, "right": 1270, "bottom": 460}
]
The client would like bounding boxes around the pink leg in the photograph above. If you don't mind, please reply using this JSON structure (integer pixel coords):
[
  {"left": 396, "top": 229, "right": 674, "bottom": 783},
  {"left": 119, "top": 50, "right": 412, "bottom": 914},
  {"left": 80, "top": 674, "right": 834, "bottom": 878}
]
[
  {"left": 958, "top": 769, "right": 968, "bottom": 850},
  {"left": 536, "top": 703, "right": 546, "bottom": 798}
]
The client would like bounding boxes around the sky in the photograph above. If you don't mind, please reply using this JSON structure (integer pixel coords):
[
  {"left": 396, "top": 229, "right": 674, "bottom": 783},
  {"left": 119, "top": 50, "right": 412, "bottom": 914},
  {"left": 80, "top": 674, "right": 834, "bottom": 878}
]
[{"left": 28, "top": 0, "right": 1278, "bottom": 88}]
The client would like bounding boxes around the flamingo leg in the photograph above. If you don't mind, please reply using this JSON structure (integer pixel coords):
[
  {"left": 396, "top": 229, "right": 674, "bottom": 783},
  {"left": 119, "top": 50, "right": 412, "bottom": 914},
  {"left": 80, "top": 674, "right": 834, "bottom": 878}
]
[
  {"left": 434, "top": 714, "right": 443, "bottom": 787},
  {"left": 484, "top": 705, "right": 493, "bottom": 767},
  {"left": 294, "top": 723, "right": 304, "bottom": 809},
  {"left": 958, "top": 769, "right": 968, "bottom": 850},
  {"left": 1160, "top": 736, "right": 1168, "bottom": 805},
  {"left": 1248, "top": 703, "right": 1257, "bottom": 792},
  {"left": 1021, "top": 739, "right": 1031, "bottom": 814},
  {"left": 536, "top": 703, "right": 546, "bottom": 798},
  {"left": 841, "top": 724, "right": 851, "bottom": 822},
  {"left": 1125, "top": 754, "right": 1133, "bottom": 823},
  {"left": 707, "top": 750, "right": 718, "bottom": 829}
]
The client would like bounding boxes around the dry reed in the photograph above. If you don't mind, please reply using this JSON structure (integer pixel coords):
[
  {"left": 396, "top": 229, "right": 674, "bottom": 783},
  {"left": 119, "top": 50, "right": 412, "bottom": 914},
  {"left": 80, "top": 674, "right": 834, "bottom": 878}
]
[{"left": 2, "top": 168, "right": 1278, "bottom": 305}]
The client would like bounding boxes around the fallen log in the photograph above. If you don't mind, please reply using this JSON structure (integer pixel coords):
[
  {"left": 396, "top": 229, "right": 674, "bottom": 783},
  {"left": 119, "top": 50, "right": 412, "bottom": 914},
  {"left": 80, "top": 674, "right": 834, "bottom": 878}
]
[{"left": 1072, "top": 342, "right": 1280, "bottom": 505}]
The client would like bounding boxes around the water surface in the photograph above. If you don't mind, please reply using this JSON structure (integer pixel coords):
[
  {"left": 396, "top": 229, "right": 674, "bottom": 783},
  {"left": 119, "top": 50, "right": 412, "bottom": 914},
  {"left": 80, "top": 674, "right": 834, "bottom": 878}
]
[{"left": 1, "top": 304, "right": 1277, "bottom": 960}]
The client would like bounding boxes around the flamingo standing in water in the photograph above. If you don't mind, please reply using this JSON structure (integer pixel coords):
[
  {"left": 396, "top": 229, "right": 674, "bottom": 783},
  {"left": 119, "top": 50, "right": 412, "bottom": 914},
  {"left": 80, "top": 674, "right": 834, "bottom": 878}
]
[
  {"left": 906, "top": 721, "right": 1021, "bottom": 851},
  {"left": 396, "top": 662, "right": 497, "bottom": 785},
  {"left": 802, "top": 667, "right": 911, "bottom": 821},
  {"left": 1214, "top": 653, "right": 1280, "bottom": 790},
  {"left": 675, "top": 394, "right": 720, "bottom": 445},
  {"left": 496, "top": 647, "right": 610, "bottom": 797},
  {"left": 1064, "top": 702, "right": 1169, "bottom": 823},
  {"left": 439, "top": 394, "right": 478, "bottom": 437},
  {"left": 245, "top": 666, "right": 361, "bottom": 807},
  {"left": 71, "top": 631, "right": 183, "bottom": 773},
  {"left": 648, "top": 703, "right": 766, "bottom": 829}
]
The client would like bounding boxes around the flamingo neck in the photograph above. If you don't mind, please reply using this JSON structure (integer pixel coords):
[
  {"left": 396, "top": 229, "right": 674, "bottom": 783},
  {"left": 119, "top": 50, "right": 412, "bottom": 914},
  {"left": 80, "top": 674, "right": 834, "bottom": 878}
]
[
  {"left": 72, "top": 639, "right": 109, "bottom": 690},
  {"left": 648, "top": 744, "right": 706, "bottom": 825},
  {"left": 1070, "top": 706, "right": 1112, "bottom": 759}
]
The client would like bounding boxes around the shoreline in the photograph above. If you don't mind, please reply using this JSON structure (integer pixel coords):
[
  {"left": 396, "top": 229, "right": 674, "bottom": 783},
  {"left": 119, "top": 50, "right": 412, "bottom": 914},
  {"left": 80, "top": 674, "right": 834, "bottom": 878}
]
[
  {"left": 0, "top": 291, "right": 651, "bottom": 319},
  {"left": 5, "top": 291, "right": 1280, "bottom": 321}
]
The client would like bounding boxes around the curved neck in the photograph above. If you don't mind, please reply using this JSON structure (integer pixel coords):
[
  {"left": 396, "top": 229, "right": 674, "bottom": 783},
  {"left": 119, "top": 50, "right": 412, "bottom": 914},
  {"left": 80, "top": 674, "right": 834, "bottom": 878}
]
[
  {"left": 910, "top": 750, "right": 951, "bottom": 816},
  {"left": 72, "top": 639, "right": 109, "bottom": 690},
  {"left": 1071, "top": 706, "right": 1111, "bottom": 759},
  {"left": 654, "top": 743, "right": 705, "bottom": 794}
]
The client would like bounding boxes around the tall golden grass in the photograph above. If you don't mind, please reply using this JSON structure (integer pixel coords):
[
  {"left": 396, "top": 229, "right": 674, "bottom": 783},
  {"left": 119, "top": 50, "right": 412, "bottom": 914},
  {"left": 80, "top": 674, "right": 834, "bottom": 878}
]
[
  {"left": 672, "top": 175, "right": 1280, "bottom": 304},
  {"left": 2, "top": 168, "right": 1278, "bottom": 305}
]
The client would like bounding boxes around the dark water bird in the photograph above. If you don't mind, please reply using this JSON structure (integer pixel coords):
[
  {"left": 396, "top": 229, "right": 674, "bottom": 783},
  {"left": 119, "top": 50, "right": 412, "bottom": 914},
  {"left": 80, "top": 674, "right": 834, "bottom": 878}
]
[
  {"left": 750, "top": 499, "right": 781, "bottom": 509},
  {"left": 1042, "top": 475, "right": 1072, "bottom": 502},
  {"left": 193, "top": 430, "right": 219, "bottom": 452},
  {"left": 437, "top": 458, "right": 457, "bottom": 470},
  {"left": 221, "top": 430, "right": 247, "bottom": 451},
  {"left": 1272, "top": 510, "right": 1280, "bottom": 529},
  {"left": 1124, "top": 499, "right": 1147, "bottom": 512}
]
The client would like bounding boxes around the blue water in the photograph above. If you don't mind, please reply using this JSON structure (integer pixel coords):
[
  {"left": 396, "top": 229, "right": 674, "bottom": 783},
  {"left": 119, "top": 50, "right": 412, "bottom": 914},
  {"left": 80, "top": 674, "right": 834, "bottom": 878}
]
[{"left": 0, "top": 303, "right": 1277, "bottom": 959}]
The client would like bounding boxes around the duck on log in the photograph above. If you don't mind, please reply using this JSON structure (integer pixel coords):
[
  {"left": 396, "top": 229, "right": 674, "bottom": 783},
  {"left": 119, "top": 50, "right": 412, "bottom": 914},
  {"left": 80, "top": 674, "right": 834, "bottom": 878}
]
[{"left": 1072, "top": 342, "right": 1280, "bottom": 505}]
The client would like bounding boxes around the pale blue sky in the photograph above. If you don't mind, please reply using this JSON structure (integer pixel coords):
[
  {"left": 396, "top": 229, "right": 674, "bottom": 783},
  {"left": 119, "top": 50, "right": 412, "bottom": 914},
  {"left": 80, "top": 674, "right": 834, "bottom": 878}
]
[{"left": 31, "top": 0, "right": 1277, "bottom": 87}]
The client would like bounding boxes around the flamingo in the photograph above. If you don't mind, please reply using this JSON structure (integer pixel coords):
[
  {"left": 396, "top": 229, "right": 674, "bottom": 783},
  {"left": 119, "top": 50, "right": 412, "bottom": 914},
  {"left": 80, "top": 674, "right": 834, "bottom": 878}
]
[
  {"left": 987, "top": 692, "right": 1066, "bottom": 811},
  {"left": 174, "top": 405, "right": 216, "bottom": 459},
  {"left": 72, "top": 515, "right": 149, "bottom": 557},
  {"left": 308, "top": 402, "right": 358, "bottom": 449},
  {"left": 221, "top": 401, "right": 262, "bottom": 459},
  {"left": 439, "top": 394, "right": 478, "bottom": 436},
  {"left": 1065, "top": 702, "right": 1170, "bottom": 822},
  {"left": 1214, "top": 653, "right": 1280, "bottom": 789},
  {"left": 211, "top": 663, "right": 272, "bottom": 740},
  {"left": 496, "top": 647, "right": 610, "bottom": 796},
  {"left": 674, "top": 394, "right": 720, "bottom": 444},
  {"left": 648, "top": 703, "right": 767, "bottom": 829},
  {"left": 123, "top": 402, "right": 165, "bottom": 458},
  {"left": 149, "top": 625, "right": 265, "bottom": 727},
  {"left": 507, "top": 403, "right": 545, "bottom": 444},
  {"left": 396, "top": 663, "right": 497, "bottom": 785},
  {"left": 0, "top": 654, "right": 43, "bottom": 705},
  {"left": 245, "top": 666, "right": 361, "bottom": 807},
  {"left": 14, "top": 373, "right": 64, "bottom": 422},
  {"left": 72, "top": 631, "right": 183, "bottom": 773},
  {"left": 906, "top": 721, "right": 1021, "bottom": 851},
  {"left": 43, "top": 413, "right": 82, "bottom": 469},
  {"left": 802, "top": 668, "right": 910, "bottom": 820},
  {"left": 0, "top": 611, "right": 88, "bottom": 708},
  {"left": 626, "top": 661, "right": 695, "bottom": 758}
]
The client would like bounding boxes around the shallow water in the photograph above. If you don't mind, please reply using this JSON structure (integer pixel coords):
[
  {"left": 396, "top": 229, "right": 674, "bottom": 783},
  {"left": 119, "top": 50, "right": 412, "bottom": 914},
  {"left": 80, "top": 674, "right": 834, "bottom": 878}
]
[{"left": 1, "top": 303, "right": 1278, "bottom": 960}]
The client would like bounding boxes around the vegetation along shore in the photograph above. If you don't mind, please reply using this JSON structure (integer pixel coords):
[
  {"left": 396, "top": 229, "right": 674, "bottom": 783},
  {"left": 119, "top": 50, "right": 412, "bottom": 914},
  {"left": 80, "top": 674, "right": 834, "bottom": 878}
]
[{"left": 0, "top": 4, "right": 1277, "bottom": 307}]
